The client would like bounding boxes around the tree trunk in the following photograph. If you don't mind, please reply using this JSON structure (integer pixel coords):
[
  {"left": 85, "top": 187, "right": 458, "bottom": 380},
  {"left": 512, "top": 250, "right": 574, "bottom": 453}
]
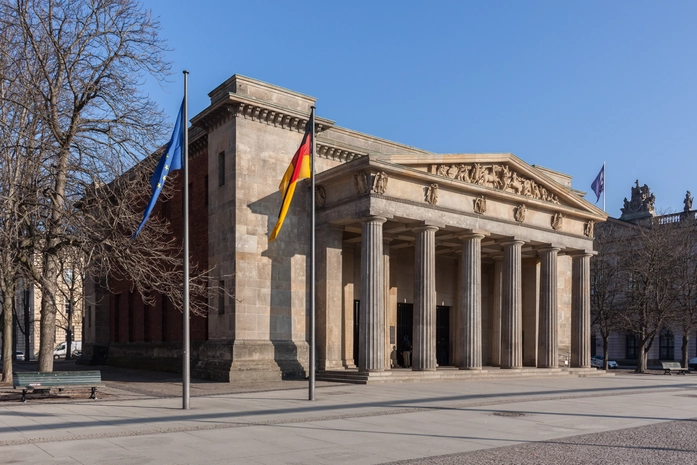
[
  {"left": 602, "top": 335, "right": 609, "bottom": 371},
  {"left": 37, "top": 255, "right": 60, "bottom": 372},
  {"left": 66, "top": 300, "right": 72, "bottom": 361},
  {"left": 682, "top": 333, "right": 690, "bottom": 369},
  {"left": 1, "top": 283, "right": 14, "bottom": 383},
  {"left": 23, "top": 290, "right": 30, "bottom": 361},
  {"left": 635, "top": 340, "right": 648, "bottom": 373}
]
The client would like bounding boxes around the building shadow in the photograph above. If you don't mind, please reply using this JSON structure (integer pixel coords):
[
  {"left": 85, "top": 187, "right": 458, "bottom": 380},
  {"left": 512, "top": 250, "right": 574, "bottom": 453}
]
[{"left": 249, "top": 187, "right": 311, "bottom": 380}]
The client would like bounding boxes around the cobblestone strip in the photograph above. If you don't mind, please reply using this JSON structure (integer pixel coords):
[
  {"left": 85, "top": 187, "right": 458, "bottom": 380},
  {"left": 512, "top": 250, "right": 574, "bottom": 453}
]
[
  {"left": 0, "top": 387, "right": 693, "bottom": 448},
  {"left": 384, "top": 416, "right": 697, "bottom": 464}
]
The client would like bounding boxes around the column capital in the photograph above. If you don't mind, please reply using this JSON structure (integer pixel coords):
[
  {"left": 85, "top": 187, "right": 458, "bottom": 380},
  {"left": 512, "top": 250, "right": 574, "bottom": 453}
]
[
  {"left": 412, "top": 224, "right": 439, "bottom": 233},
  {"left": 568, "top": 249, "right": 597, "bottom": 258},
  {"left": 538, "top": 244, "right": 562, "bottom": 254},
  {"left": 459, "top": 229, "right": 489, "bottom": 241},
  {"left": 359, "top": 216, "right": 387, "bottom": 225},
  {"left": 500, "top": 238, "right": 525, "bottom": 247}
]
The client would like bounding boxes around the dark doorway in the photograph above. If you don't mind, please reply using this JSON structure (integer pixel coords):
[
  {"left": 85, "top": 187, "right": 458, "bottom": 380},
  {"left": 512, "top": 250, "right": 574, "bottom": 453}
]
[
  {"left": 353, "top": 300, "right": 360, "bottom": 367},
  {"left": 436, "top": 306, "right": 450, "bottom": 366},
  {"left": 397, "top": 303, "right": 413, "bottom": 367}
]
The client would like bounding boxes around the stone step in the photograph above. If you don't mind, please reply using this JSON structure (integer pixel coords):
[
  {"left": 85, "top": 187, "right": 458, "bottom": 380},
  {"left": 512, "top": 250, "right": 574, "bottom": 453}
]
[{"left": 316, "top": 367, "right": 612, "bottom": 384}]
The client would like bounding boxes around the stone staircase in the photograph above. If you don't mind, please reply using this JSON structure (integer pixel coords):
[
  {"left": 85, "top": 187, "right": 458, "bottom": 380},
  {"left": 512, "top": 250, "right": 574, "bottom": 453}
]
[{"left": 315, "top": 366, "right": 611, "bottom": 384}]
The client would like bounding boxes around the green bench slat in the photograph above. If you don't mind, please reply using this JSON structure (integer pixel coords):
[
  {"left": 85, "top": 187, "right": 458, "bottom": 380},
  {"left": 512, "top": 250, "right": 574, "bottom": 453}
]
[{"left": 13, "top": 371, "right": 102, "bottom": 388}]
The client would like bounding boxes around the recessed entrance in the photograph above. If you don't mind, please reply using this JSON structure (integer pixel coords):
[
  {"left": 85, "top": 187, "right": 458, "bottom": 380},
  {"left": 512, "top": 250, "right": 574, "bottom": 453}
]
[{"left": 436, "top": 306, "right": 450, "bottom": 366}]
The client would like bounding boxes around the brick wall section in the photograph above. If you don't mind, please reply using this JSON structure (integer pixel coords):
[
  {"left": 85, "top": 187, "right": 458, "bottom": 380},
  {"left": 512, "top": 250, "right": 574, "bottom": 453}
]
[{"left": 110, "top": 148, "right": 209, "bottom": 344}]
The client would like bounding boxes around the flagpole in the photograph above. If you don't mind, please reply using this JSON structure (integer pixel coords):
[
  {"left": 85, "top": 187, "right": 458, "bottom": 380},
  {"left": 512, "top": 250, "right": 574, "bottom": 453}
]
[
  {"left": 309, "top": 106, "right": 316, "bottom": 401},
  {"left": 182, "top": 70, "right": 191, "bottom": 410},
  {"left": 603, "top": 161, "right": 606, "bottom": 212}
]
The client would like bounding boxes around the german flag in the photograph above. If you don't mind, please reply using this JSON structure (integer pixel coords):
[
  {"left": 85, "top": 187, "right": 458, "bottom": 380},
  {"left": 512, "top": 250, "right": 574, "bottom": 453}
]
[{"left": 270, "top": 109, "right": 313, "bottom": 241}]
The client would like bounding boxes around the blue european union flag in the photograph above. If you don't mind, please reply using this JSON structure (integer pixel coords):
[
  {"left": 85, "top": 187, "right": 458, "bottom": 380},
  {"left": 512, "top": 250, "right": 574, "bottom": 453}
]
[{"left": 133, "top": 99, "right": 185, "bottom": 238}]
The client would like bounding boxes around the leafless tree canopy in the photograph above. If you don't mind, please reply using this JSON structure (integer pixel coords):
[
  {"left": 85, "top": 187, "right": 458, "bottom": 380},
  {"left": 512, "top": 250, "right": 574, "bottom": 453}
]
[
  {"left": 593, "top": 215, "right": 695, "bottom": 372},
  {"left": 0, "top": 0, "right": 215, "bottom": 374}
]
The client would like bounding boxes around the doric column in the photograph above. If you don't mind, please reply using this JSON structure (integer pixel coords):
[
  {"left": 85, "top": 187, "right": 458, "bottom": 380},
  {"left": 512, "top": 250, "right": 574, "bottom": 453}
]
[
  {"left": 413, "top": 224, "right": 438, "bottom": 371},
  {"left": 491, "top": 256, "right": 503, "bottom": 367},
  {"left": 359, "top": 216, "right": 387, "bottom": 372},
  {"left": 316, "top": 225, "right": 345, "bottom": 371},
  {"left": 459, "top": 231, "right": 487, "bottom": 370},
  {"left": 501, "top": 239, "right": 524, "bottom": 369},
  {"left": 383, "top": 236, "right": 393, "bottom": 368},
  {"left": 571, "top": 251, "right": 593, "bottom": 368},
  {"left": 537, "top": 246, "right": 560, "bottom": 368}
]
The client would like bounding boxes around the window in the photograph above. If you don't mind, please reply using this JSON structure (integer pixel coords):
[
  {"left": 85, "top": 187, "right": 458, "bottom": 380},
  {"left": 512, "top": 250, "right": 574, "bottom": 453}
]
[
  {"left": 188, "top": 182, "right": 193, "bottom": 208},
  {"left": 626, "top": 333, "right": 638, "bottom": 360},
  {"left": 659, "top": 329, "right": 675, "bottom": 360},
  {"left": 204, "top": 175, "right": 208, "bottom": 206},
  {"left": 218, "top": 151, "right": 225, "bottom": 187}
]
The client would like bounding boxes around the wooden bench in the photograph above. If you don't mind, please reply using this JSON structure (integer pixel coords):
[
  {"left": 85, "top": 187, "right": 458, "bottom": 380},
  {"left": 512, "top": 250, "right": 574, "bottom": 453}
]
[
  {"left": 13, "top": 371, "right": 103, "bottom": 402},
  {"left": 661, "top": 361, "right": 689, "bottom": 375}
]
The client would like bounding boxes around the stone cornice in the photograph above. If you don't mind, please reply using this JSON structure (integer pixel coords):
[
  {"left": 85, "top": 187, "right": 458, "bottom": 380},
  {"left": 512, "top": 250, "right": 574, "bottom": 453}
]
[
  {"left": 190, "top": 93, "right": 335, "bottom": 134},
  {"left": 316, "top": 140, "right": 366, "bottom": 163}
]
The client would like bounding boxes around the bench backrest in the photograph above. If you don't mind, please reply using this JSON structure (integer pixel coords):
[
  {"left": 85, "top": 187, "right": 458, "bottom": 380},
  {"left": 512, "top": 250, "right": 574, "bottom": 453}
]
[
  {"left": 13, "top": 371, "right": 102, "bottom": 388},
  {"left": 661, "top": 362, "right": 682, "bottom": 369}
]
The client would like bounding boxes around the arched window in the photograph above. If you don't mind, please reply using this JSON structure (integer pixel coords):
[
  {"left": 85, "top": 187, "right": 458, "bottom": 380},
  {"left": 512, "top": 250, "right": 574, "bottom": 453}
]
[{"left": 659, "top": 329, "right": 675, "bottom": 360}]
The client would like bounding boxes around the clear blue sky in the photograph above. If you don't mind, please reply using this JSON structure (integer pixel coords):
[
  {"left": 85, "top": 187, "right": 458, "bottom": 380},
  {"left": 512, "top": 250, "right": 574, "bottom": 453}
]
[{"left": 143, "top": 0, "right": 697, "bottom": 218}]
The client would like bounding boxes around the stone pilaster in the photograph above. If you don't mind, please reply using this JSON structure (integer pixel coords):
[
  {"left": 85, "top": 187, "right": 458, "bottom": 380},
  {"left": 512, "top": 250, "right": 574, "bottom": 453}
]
[
  {"left": 341, "top": 244, "right": 355, "bottom": 368},
  {"left": 491, "top": 256, "right": 503, "bottom": 367},
  {"left": 413, "top": 224, "right": 438, "bottom": 371},
  {"left": 459, "top": 231, "right": 486, "bottom": 370},
  {"left": 358, "top": 217, "right": 386, "bottom": 372},
  {"left": 316, "top": 225, "right": 345, "bottom": 371},
  {"left": 537, "top": 247, "right": 560, "bottom": 368},
  {"left": 571, "top": 252, "right": 593, "bottom": 368},
  {"left": 501, "top": 239, "right": 524, "bottom": 369}
]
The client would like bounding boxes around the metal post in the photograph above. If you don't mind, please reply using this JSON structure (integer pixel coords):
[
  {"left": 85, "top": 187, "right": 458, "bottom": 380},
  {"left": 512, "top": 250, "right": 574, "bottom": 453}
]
[
  {"left": 309, "top": 106, "right": 316, "bottom": 401},
  {"left": 182, "top": 71, "right": 190, "bottom": 410}
]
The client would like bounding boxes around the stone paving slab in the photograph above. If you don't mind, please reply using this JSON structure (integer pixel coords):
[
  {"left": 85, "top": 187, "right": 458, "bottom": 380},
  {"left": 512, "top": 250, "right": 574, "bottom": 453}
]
[{"left": 2, "top": 366, "right": 697, "bottom": 464}]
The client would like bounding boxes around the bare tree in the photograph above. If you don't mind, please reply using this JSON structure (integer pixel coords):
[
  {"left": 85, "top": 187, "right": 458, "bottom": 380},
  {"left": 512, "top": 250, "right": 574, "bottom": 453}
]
[
  {"left": 616, "top": 217, "right": 682, "bottom": 373},
  {"left": 590, "top": 222, "right": 623, "bottom": 370},
  {"left": 0, "top": 0, "right": 219, "bottom": 373},
  {"left": 670, "top": 217, "right": 697, "bottom": 368}
]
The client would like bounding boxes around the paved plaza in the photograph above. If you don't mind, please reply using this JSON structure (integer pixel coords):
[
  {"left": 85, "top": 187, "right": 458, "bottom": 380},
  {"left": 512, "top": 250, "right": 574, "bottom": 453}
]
[{"left": 1, "top": 365, "right": 697, "bottom": 464}]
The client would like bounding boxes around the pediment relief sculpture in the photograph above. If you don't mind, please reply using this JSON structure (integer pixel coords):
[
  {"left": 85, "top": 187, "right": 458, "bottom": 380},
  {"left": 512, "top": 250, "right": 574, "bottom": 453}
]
[
  {"left": 425, "top": 183, "right": 439, "bottom": 205},
  {"left": 473, "top": 195, "right": 486, "bottom": 215},
  {"left": 432, "top": 163, "right": 561, "bottom": 205},
  {"left": 373, "top": 171, "right": 389, "bottom": 195},
  {"left": 551, "top": 212, "right": 564, "bottom": 230},
  {"left": 354, "top": 171, "right": 369, "bottom": 195},
  {"left": 514, "top": 203, "right": 527, "bottom": 223}
]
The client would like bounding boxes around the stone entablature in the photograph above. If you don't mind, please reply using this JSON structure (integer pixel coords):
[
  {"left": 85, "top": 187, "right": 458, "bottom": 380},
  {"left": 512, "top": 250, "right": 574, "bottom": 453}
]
[{"left": 316, "top": 155, "right": 606, "bottom": 242}]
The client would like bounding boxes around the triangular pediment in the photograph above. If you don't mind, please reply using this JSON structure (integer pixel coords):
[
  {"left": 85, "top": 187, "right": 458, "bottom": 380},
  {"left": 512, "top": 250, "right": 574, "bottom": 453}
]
[{"left": 373, "top": 153, "right": 606, "bottom": 218}]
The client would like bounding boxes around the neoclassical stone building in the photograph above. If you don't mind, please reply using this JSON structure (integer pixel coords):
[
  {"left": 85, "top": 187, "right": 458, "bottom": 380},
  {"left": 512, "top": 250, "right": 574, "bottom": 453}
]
[{"left": 84, "top": 75, "right": 607, "bottom": 381}]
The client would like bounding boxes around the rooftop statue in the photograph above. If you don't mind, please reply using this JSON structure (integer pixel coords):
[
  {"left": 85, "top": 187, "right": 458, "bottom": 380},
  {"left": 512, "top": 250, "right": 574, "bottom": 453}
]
[
  {"left": 684, "top": 191, "right": 693, "bottom": 213},
  {"left": 619, "top": 180, "right": 656, "bottom": 222}
]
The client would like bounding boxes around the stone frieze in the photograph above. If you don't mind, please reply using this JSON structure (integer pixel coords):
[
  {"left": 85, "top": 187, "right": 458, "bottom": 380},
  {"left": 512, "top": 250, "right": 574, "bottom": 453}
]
[{"left": 432, "top": 163, "right": 561, "bottom": 205}]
